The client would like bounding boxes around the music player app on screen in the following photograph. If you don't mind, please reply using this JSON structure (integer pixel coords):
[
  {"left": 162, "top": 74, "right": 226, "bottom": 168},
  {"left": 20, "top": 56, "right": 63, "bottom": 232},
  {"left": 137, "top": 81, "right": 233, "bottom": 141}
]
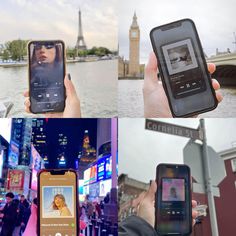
[
  {"left": 39, "top": 171, "right": 77, "bottom": 236},
  {"left": 162, "top": 38, "right": 206, "bottom": 98},
  {"left": 160, "top": 178, "right": 186, "bottom": 221}
]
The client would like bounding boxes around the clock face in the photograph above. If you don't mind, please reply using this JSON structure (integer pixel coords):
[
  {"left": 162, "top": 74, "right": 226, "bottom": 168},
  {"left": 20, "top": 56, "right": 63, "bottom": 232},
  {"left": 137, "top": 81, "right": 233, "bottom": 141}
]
[{"left": 131, "top": 31, "right": 137, "bottom": 38}]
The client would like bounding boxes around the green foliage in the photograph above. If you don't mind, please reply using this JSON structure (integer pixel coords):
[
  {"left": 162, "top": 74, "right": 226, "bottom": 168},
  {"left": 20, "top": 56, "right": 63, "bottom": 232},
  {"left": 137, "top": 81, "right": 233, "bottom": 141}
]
[
  {"left": 66, "top": 47, "right": 77, "bottom": 59},
  {"left": 87, "top": 47, "right": 112, "bottom": 56},
  {"left": 1, "top": 40, "right": 115, "bottom": 61},
  {"left": 77, "top": 49, "right": 88, "bottom": 57},
  {"left": 71, "top": 46, "right": 113, "bottom": 57},
  {"left": 2, "top": 50, "right": 10, "bottom": 60},
  {"left": 4, "top": 39, "right": 29, "bottom": 61}
]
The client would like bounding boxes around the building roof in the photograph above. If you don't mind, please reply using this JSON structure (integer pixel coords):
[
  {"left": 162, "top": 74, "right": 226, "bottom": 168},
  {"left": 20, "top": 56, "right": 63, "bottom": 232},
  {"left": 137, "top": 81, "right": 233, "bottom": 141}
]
[
  {"left": 218, "top": 147, "right": 236, "bottom": 160},
  {"left": 130, "top": 12, "right": 138, "bottom": 28}
]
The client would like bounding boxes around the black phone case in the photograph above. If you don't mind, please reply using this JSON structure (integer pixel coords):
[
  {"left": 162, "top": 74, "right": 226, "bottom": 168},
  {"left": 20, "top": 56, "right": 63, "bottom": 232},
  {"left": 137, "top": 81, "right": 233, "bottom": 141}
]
[
  {"left": 37, "top": 169, "right": 79, "bottom": 236},
  {"left": 155, "top": 163, "right": 192, "bottom": 236},
  {"left": 28, "top": 40, "right": 66, "bottom": 114},
  {"left": 150, "top": 19, "right": 218, "bottom": 117}
]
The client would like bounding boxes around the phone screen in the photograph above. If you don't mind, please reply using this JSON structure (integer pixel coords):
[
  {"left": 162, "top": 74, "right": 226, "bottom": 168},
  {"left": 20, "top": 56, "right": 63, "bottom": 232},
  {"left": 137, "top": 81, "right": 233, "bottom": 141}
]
[
  {"left": 150, "top": 19, "right": 217, "bottom": 117},
  {"left": 28, "top": 41, "right": 65, "bottom": 113},
  {"left": 155, "top": 164, "right": 191, "bottom": 235},
  {"left": 38, "top": 170, "right": 78, "bottom": 236},
  {"left": 161, "top": 38, "right": 206, "bottom": 98}
]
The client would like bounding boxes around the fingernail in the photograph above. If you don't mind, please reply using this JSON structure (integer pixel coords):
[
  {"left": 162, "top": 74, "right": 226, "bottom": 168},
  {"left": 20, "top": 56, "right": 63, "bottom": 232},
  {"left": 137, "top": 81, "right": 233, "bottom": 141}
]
[{"left": 67, "top": 73, "right": 71, "bottom": 80}]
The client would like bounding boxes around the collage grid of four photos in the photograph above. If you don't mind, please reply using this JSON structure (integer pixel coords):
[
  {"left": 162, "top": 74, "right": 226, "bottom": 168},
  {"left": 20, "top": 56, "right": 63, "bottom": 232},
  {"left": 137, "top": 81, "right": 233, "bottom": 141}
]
[{"left": 0, "top": 0, "right": 236, "bottom": 236}]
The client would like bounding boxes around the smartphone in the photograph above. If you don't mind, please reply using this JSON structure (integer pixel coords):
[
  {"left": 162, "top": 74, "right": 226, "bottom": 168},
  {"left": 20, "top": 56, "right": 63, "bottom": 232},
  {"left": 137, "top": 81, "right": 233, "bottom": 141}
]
[
  {"left": 155, "top": 164, "right": 192, "bottom": 235},
  {"left": 150, "top": 19, "right": 218, "bottom": 117},
  {"left": 37, "top": 169, "right": 79, "bottom": 236},
  {"left": 28, "top": 40, "right": 66, "bottom": 113}
]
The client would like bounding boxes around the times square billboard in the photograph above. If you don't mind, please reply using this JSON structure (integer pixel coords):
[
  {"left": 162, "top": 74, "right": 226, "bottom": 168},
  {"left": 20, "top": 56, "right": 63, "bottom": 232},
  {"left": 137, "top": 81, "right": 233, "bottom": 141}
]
[
  {"left": 84, "top": 154, "right": 112, "bottom": 185},
  {"left": 83, "top": 154, "right": 113, "bottom": 197}
]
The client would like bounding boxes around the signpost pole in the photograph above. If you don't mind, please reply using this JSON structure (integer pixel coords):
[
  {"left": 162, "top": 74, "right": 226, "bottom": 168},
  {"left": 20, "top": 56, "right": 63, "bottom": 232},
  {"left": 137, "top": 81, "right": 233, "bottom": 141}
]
[{"left": 200, "top": 119, "right": 219, "bottom": 236}]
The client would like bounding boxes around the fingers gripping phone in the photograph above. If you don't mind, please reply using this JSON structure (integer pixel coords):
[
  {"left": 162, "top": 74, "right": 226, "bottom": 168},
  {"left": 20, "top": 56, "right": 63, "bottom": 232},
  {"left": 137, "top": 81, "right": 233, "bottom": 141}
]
[
  {"left": 150, "top": 19, "right": 218, "bottom": 117},
  {"left": 37, "top": 169, "right": 79, "bottom": 236},
  {"left": 155, "top": 164, "right": 192, "bottom": 235},
  {"left": 28, "top": 40, "right": 66, "bottom": 113}
]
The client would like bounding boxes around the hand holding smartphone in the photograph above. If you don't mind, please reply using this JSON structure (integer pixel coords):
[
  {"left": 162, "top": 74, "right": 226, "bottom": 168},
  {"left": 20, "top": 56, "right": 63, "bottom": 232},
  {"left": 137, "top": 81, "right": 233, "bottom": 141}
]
[
  {"left": 150, "top": 19, "right": 218, "bottom": 117},
  {"left": 155, "top": 164, "right": 192, "bottom": 235},
  {"left": 28, "top": 40, "right": 66, "bottom": 113},
  {"left": 37, "top": 169, "right": 79, "bottom": 236}
]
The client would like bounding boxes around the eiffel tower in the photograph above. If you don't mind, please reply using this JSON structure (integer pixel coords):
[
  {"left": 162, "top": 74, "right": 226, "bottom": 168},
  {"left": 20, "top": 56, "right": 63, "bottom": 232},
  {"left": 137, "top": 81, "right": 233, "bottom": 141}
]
[{"left": 75, "top": 9, "right": 87, "bottom": 51}]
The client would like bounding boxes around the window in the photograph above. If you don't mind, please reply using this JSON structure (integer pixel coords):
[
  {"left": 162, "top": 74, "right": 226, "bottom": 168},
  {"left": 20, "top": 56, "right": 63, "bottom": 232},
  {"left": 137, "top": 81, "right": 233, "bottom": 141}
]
[{"left": 231, "top": 158, "right": 236, "bottom": 172}]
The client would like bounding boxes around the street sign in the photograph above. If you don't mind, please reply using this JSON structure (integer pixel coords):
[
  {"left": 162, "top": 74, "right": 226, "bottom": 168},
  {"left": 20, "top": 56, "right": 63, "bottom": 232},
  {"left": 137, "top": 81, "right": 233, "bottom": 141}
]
[
  {"left": 145, "top": 119, "right": 202, "bottom": 140},
  {"left": 183, "top": 141, "right": 226, "bottom": 196},
  {"left": 207, "top": 146, "right": 227, "bottom": 186},
  {"left": 183, "top": 142, "right": 204, "bottom": 184}
]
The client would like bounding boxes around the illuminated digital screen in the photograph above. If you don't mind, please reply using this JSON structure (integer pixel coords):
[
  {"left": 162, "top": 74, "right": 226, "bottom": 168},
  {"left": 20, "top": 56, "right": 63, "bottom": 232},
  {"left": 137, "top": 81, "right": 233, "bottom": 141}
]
[
  {"left": 105, "top": 155, "right": 112, "bottom": 179},
  {"left": 31, "top": 169, "right": 37, "bottom": 191},
  {"left": 84, "top": 165, "right": 97, "bottom": 185},
  {"left": 84, "top": 185, "right": 89, "bottom": 195},
  {"left": 8, "top": 141, "right": 19, "bottom": 167},
  {"left": 84, "top": 168, "right": 91, "bottom": 186},
  {"left": 79, "top": 179, "right": 84, "bottom": 195},
  {"left": 0, "top": 150, "right": 4, "bottom": 178},
  {"left": 99, "top": 179, "right": 111, "bottom": 197},
  {"left": 31, "top": 144, "right": 44, "bottom": 170},
  {"left": 89, "top": 165, "right": 97, "bottom": 184},
  {"left": 89, "top": 182, "right": 99, "bottom": 198},
  {"left": 97, "top": 158, "right": 105, "bottom": 181}
]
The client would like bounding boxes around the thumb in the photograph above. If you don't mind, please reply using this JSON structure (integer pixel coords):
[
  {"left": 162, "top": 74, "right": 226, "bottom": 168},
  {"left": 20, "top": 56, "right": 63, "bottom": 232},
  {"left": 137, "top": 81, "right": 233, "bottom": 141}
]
[
  {"left": 64, "top": 74, "right": 77, "bottom": 98},
  {"left": 144, "top": 52, "right": 159, "bottom": 83},
  {"left": 144, "top": 180, "right": 157, "bottom": 202}
]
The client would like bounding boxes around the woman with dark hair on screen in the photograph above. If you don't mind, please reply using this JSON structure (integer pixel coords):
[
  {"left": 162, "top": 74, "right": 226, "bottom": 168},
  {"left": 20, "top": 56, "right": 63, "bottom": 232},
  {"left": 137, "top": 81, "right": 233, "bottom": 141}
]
[
  {"left": 30, "top": 42, "right": 65, "bottom": 111},
  {"left": 25, "top": 42, "right": 82, "bottom": 117},
  {"left": 30, "top": 42, "right": 63, "bottom": 82},
  {"left": 52, "top": 194, "right": 72, "bottom": 216}
]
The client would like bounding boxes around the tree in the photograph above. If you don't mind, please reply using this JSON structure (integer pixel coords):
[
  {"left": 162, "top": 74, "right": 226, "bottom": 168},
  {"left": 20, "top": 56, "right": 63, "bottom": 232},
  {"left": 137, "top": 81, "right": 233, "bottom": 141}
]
[
  {"left": 66, "top": 47, "right": 77, "bottom": 59},
  {"left": 5, "top": 39, "right": 28, "bottom": 61},
  {"left": 95, "top": 47, "right": 112, "bottom": 56},
  {"left": 86, "top": 47, "right": 112, "bottom": 56},
  {"left": 77, "top": 49, "right": 88, "bottom": 57},
  {"left": 2, "top": 49, "right": 10, "bottom": 60},
  {"left": 87, "top": 47, "right": 97, "bottom": 55}
]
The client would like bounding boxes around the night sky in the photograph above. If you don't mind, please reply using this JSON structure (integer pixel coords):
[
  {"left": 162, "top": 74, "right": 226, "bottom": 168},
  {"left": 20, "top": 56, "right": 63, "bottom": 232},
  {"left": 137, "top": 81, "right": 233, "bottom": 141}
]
[{"left": 44, "top": 119, "right": 97, "bottom": 169}]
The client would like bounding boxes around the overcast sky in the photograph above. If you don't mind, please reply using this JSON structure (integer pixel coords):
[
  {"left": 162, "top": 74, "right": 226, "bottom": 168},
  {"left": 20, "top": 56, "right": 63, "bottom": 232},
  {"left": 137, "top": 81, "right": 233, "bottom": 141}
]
[
  {"left": 0, "top": 0, "right": 118, "bottom": 50},
  {"left": 119, "top": 118, "right": 236, "bottom": 183},
  {"left": 118, "top": 0, "right": 236, "bottom": 63}
]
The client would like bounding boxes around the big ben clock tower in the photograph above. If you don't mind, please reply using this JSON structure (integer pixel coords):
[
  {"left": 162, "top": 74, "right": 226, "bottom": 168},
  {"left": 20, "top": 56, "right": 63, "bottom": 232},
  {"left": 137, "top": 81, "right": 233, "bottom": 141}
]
[{"left": 129, "top": 12, "right": 140, "bottom": 77}]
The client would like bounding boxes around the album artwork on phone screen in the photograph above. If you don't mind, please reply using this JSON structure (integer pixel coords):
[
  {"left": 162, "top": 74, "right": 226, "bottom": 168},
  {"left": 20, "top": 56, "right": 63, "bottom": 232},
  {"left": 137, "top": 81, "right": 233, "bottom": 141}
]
[
  {"left": 42, "top": 186, "right": 74, "bottom": 218},
  {"left": 162, "top": 39, "right": 206, "bottom": 98},
  {"left": 162, "top": 178, "right": 185, "bottom": 202}
]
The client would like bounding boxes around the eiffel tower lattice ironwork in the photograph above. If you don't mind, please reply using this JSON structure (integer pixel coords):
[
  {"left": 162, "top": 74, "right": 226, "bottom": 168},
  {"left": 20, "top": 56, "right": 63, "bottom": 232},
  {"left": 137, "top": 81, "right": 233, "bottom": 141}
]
[{"left": 75, "top": 9, "right": 87, "bottom": 51}]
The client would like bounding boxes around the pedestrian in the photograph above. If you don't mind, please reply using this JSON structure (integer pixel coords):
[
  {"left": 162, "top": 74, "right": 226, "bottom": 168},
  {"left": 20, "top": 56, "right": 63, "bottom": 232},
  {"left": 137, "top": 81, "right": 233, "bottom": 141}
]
[
  {"left": 104, "top": 192, "right": 110, "bottom": 204},
  {"left": 19, "top": 195, "right": 31, "bottom": 233},
  {"left": 12, "top": 199, "right": 24, "bottom": 236},
  {"left": 0, "top": 192, "right": 18, "bottom": 236},
  {"left": 20, "top": 195, "right": 29, "bottom": 209}
]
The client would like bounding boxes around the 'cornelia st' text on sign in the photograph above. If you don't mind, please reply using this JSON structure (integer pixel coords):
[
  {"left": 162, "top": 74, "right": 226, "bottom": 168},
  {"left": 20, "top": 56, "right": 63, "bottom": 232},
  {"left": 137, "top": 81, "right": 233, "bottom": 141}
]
[{"left": 145, "top": 119, "right": 202, "bottom": 140}]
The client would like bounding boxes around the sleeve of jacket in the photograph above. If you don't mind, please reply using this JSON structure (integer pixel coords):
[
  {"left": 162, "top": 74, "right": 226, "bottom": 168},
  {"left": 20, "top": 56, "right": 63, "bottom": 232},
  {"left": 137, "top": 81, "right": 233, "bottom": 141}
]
[{"left": 119, "top": 215, "right": 158, "bottom": 236}]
